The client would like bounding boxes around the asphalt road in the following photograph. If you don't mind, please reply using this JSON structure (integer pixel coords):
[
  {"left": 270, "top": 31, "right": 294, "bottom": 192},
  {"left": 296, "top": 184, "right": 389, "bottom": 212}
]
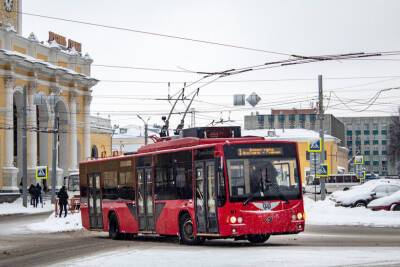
[{"left": 0, "top": 213, "right": 400, "bottom": 267}]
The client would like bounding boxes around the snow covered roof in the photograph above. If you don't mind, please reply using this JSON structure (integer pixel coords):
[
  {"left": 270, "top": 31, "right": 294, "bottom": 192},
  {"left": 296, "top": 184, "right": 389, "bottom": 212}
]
[
  {"left": 0, "top": 49, "right": 97, "bottom": 82},
  {"left": 243, "top": 129, "right": 338, "bottom": 142}
]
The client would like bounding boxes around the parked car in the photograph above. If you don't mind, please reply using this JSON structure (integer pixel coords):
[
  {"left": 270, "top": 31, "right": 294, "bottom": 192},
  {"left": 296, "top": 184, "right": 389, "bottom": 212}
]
[
  {"left": 331, "top": 179, "right": 400, "bottom": 208},
  {"left": 367, "top": 190, "right": 400, "bottom": 211}
]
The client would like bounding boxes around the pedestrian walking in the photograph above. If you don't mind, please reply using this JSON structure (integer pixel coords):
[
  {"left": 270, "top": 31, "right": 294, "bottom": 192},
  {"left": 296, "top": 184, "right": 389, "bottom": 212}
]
[
  {"left": 36, "top": 183, "right": 43, "bottom": 207},
  {"left": 57, "top": 186, "right": 69, "bottom": 217},
  {"left": 32, "top": 185, "right": 40, "bottom": 208},
  {"left": 28, "top": 184, "right": 35, "bottom": 206}
]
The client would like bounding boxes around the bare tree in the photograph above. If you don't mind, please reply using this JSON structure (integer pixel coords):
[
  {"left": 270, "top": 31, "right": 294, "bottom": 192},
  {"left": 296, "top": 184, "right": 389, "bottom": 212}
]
[{"left": 389, "top": 109, "right": 400, "bottom": 176}]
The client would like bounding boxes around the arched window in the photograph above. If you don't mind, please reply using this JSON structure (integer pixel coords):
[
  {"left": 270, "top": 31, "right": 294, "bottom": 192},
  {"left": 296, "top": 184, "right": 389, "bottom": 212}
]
[{"left": 91, "top": 145, "right": 99, "bottom": 159}]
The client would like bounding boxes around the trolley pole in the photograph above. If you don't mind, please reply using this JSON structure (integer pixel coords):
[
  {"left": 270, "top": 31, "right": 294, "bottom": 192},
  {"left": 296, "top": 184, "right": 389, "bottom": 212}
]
[
  {"left": 318, "top": 75, "right": 326, "bottom": 200},
  {"left": 22, "top": 86, "right": 28, "bottom": 208}
]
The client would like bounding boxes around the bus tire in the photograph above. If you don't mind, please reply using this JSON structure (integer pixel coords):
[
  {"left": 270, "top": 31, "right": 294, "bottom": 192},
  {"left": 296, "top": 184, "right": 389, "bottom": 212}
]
[
  {"left": 247, "top": 234, "right": 270, "bottom": 244},
  {"left": 179, "top": 213, "right": 204, "bottom": 245},
  {"left": 109, "top": 212, "right": 121, "bottom": 240}
]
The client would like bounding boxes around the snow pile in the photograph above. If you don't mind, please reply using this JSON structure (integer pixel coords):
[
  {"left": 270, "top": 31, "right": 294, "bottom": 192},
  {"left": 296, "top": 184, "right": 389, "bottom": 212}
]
[
  {"left": 0, "top": 198, "right": 53, "bottom": 215},
  {"left": 304, "top": 197, "right": 400, "bottom": 227},
  {"left": 61, "top": 246, "right": 400, "bottom": 267},
  {"left": 27, "top": 212, "right": 82, "bottom": 233}
]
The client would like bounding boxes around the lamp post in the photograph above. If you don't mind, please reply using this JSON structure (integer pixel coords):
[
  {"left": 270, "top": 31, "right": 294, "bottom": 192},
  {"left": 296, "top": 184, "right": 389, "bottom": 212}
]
[{"left": 137, "top": 115, "right": 150, "bottom": 145}]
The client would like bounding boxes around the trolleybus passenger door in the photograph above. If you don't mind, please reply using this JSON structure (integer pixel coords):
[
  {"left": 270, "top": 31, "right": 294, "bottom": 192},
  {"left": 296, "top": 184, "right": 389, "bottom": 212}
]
[
  {"left": 137, "top": 168, "right": 155, "bottom": 231},
  {"left": 195, "top": 161, "right": 218, "bottom": 234},
  {"left": 88, "top": 173, "right": 103, "bottom": 229}
]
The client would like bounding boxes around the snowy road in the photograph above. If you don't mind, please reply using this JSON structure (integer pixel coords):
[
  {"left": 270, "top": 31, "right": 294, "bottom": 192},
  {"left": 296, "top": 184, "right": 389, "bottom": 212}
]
[{"left": 1, "top": 213, "right": 400, "bottom": 267}]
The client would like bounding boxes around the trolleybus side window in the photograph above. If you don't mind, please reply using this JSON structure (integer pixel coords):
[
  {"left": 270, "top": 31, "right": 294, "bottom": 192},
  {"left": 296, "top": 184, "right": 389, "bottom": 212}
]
[
  {"left": 118, "top": 171, "right": 135, "bottom": 200},
  {"left": 103, "top": 171, "right": 118, "bottom": 200},
  {"left": 155, "top": 151, "right": 193, "bottom": 200}
]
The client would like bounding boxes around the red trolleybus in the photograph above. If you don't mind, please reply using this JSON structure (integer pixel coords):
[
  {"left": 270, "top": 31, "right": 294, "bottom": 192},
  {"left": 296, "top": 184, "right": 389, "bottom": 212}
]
[{"left": 79, "top": 127, "right": 305, "bottom": 244}]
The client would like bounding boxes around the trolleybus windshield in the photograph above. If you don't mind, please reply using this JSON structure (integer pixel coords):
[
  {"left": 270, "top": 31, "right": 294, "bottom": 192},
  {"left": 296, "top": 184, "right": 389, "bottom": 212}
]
[{"left": 224, "top": 143, "right": 301, "bottom": 202}]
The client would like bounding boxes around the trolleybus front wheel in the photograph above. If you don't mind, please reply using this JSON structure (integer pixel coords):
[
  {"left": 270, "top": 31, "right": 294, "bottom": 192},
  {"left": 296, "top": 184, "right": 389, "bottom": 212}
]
[
  {"left": 179, "top": 213, "right": 204, "bottom": 245},
  {"left": 247, "top": 234, "right": 270, "bottom": 244}
]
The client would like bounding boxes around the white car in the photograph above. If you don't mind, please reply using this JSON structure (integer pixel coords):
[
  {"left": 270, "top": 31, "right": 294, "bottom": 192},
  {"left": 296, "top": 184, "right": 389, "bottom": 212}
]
[
  {"left": 331, "top": 179, "right": 400, "bottom": 208},
  {"left": 367, "top": 190, "right": 400, "bottom": 211}
]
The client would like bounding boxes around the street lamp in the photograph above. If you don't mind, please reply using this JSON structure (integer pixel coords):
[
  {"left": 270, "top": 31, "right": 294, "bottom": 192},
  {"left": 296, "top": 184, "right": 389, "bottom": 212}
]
[{"left": 137, "top": 115, "right": 150, "bottom": 145}]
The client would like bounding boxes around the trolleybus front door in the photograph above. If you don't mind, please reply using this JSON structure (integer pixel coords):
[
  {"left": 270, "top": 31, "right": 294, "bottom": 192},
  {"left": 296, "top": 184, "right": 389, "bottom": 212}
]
[
  {"left": 195, "top": 161, "right": 218, "bottom": 234},
  {"left": 88, "top": 173, "right": 103, "bottom": 229},
  {"left": 137, "top": 168, "right": 155, "bottom": 231}
]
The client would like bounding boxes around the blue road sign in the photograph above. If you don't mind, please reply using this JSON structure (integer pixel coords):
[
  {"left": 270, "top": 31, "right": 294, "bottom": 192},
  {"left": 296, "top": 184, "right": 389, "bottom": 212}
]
[
  {"left": 308, "top": 139, "right": 322, "bottom": 152},
  {"left": 317, "top": 164, "right": 329, "bottom": 178}
]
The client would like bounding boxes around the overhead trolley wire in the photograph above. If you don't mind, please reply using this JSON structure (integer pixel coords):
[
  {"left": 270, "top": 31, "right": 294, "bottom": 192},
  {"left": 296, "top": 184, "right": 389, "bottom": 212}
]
[{"left": 9, "top": 9, "right": 294, "bottom": 56}]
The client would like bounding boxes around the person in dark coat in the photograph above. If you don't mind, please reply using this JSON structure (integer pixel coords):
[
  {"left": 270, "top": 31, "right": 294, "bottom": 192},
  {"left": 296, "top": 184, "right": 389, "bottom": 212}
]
[
  {"left": 32, "top": 184, "right": 40, "bottom": 208},
  {"left": 36, "top": 183, "right": 43, "bottom": 207},
  {"left": 57, "top": 186, "right": 69, "bottom": 217},
  {"left": 28, "top": 184, "right": 35, "bottom": 206}
]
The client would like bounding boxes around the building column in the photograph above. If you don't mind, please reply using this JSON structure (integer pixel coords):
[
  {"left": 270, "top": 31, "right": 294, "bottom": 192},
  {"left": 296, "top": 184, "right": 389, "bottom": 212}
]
[
  {"left": 2, "top": 76, "right": 19, "bottom": 192},
  {"left": 83, "top": 95, "right": 92, "bottom": 160},
  {"left": 27, "top": 81, "right": 37, "bottom": 185},
  {"left": 69, "top": 90, "right": 78, "bottom": 172}
]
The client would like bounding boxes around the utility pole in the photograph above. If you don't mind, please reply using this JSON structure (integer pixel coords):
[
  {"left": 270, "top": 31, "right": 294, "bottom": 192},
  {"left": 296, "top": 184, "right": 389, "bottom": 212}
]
[
  {"left": 51, "top": 112, "right": 59, "bottom": 204},
  {"left": 318, "top": 75, "right": 326, "bottom": 200},
  {"left": 22, "top": 86, "right": 27, "bottom": 207},
  {"left": 137, "top": 115, "right": 149, "bottom": 145}
]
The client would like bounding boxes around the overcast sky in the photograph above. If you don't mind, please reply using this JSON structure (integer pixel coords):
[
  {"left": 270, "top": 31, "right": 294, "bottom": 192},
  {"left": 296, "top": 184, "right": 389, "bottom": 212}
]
[{"left": 22, "top": 0, "right": 400, "bottom": 129}]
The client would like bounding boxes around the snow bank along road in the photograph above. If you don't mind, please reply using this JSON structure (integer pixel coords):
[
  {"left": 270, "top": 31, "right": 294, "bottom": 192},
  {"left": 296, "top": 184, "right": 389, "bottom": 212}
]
[{"left": 1, "top": 213, "right": 400, "bottom": 267}]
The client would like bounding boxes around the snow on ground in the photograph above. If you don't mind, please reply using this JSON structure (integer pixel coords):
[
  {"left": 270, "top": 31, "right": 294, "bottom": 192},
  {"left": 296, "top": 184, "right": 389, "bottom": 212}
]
[
  {"left": 27, "top": 212, "right": 82, "bottom": 233},
  {"left": 304, "top": 197, "right": 400, "bottom": 227},
  {"left": 56, "top": 246, "right": 400, "bottom": 267},
  {"left": 0, "top": 198, "right": 53, "bottom": 215}
]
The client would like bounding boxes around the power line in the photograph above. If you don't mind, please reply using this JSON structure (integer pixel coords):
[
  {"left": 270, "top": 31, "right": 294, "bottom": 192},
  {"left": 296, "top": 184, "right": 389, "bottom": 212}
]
[
  {"left": 330, "top": 86, "right": 400, "bottom": 112},
  {"left": 98, "top": 75, "right": 400, "bottom": 84},
  {"left": 12, "top": 9, "right": 294, "bottom": 56}
]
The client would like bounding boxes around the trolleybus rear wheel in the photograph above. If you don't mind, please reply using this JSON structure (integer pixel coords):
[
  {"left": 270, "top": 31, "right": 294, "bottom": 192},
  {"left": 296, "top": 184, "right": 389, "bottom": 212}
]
[
  {"left": 247, "top": 234, "right": 270, "bottom": 244},
  {"left": 109, "top": 213, "right": 121, "bottom": 240},
  {"left": 179, "top": 213, "right": 204, "bottom": 245}
]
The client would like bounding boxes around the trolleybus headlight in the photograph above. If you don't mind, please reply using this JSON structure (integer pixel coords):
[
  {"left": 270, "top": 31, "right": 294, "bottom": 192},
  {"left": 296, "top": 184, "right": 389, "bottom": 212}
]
[
  {"left": 230, "top": 216, "right": 237, "bottom": 224},
  {"left": 297, "top": 213, "right": 303, "bottom": 220},
  {"left": 291, "top": 214, "right": 297, "bottom": 221},
  {"left": 237, "top": 217, "right": 243, "bottom": 224}
]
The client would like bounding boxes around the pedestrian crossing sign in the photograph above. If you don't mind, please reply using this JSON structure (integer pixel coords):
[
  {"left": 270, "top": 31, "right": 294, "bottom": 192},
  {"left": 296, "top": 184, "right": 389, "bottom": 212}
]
[
  {"left": 316, "top": 164, "right": 329, "bottom": 178},
  {"left": 354, "top": 155, "right": 364, "bottom": 165},
  {"left": 308, "top": 139, "right": 322, "bottom": 152},
  {"left": 36, "top": 166, "right": 48, "bottom": 180}
]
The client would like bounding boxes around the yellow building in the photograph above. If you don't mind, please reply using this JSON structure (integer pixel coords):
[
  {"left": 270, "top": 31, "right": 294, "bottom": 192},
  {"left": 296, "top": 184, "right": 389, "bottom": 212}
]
[
  {"left": 0, "top": 0, "right": 111, "bottom": 196},
  {"left": 244, "top": 129, "right": 349, "bottom": 183}
]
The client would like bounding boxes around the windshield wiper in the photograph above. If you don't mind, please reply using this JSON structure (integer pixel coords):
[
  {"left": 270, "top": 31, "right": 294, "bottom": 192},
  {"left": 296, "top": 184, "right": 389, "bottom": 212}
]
[{"left": 243, "top": 193, "right": 257, "bottom": 206}]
